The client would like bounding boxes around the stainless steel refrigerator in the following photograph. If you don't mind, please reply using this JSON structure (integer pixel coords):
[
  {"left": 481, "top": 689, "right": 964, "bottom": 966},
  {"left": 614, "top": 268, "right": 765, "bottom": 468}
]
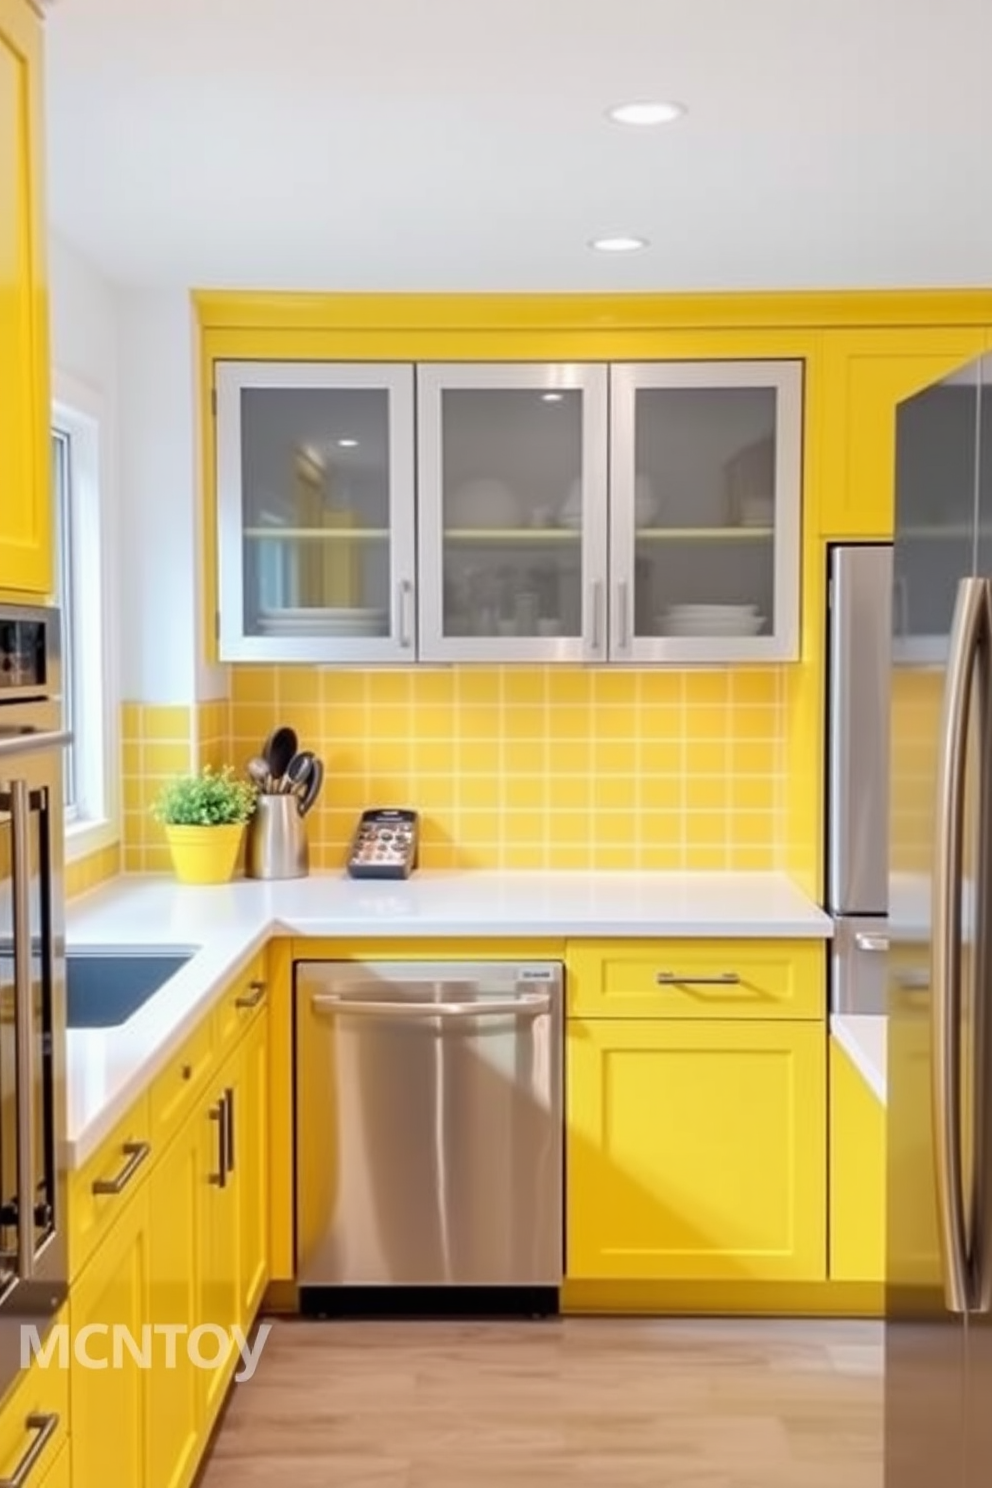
[
  {"left": 885, "top": 351, "right": 992, "bottom": 1488},
  {"left": 826, "top": 541, "right": 893, "bottom": 1011}
]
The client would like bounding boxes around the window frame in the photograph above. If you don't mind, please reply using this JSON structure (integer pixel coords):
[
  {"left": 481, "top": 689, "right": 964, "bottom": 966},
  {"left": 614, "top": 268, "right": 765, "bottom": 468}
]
[{"left": 51, "top": 371, "right": 120, "bottom": 861}]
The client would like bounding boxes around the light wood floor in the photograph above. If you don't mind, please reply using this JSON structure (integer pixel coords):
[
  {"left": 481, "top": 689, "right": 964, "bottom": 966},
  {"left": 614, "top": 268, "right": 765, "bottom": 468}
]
[{"left": 200, "top": 1316, "right": 882, "bottom": 1488}]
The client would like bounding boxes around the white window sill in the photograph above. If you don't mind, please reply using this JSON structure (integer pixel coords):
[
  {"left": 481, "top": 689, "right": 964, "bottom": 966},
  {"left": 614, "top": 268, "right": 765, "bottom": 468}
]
[{"left": 64, "top": 817, "right": 119, "bottom": 864}]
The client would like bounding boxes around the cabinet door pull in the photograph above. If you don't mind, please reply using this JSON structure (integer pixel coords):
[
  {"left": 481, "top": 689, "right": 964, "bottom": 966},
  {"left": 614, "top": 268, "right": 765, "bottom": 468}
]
[
  {"left": 224, "top": 1087, "right": 235, "bottom": 1175},
  {"left": 235, "top": 979, "right": 267, "bottom": 1010},
  {"left": 617, "top": 579, "right": 631, "bottom": 651},
  {"left": 589, "top": 580, "right": 604, "bottom": 654},
  {"left": 397, "top": 578, "right": 414, "bottom": 649},
  {"left": 0, "top": 1412, "right": 59, "bottom": 1488},
  {"left": 91, "top": 1141, "right": 151, "bottom": 1196},
  {"left": 209, "top": 1101, "right": 227, "bottom": 1188},
  {"left": 656, "top": 971, "right": 741, "bottom": 986}
]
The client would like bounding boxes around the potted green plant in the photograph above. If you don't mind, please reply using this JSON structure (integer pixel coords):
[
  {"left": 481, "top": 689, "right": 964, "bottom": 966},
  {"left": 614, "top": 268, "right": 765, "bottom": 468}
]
[{"left": 153, "top": 765, "right": 257, "bottom": 885}]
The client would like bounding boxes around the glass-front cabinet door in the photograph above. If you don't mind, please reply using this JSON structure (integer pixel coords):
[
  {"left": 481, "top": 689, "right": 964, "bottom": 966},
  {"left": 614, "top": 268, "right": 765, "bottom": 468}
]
[
  {"left": 215, "top": 362, "right": 416, "bottom": 662},
  {"left": 416, "top": 364, "right": 609, "bottom": 662},
  {"left": 892, "top": 361, "right": 985, "bottom": 666},
  {"left": 608, "top": 361, "right": 803, "bottom": 663}
]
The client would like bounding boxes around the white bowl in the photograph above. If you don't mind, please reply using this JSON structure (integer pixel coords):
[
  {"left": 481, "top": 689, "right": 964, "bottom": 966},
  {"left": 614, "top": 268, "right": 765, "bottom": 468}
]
[
  {"left": 448, "top": 478, "right": 520, "bottom": 529},
  {"left": 660, "top": 615, "right": 765, "bottom": 637},
  {"left": 665, "top": 603, "right": 759, "bottom": 617}
]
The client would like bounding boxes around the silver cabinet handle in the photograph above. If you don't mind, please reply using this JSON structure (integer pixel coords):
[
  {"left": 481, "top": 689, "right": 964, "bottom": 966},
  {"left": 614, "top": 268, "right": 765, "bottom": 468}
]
[
  {"left": 397, "top": 578, "right": 414, "bottom": 649},
  {"left": 235, "top": 979, "right": 266, "bottom": 1009},
  {"left": 0, "top": 1413, "right": 59, "bottom": 1488},
  {"left": 589, "top": 580, "right": 604, "bottom": 655},
  {"left": 312, "top": 992, "right": 551, "bottom": 1020},
  {"left": 855, "top": 933, "right": 890, "bottom": 953},
  {"left": 656, "top": 971, "right": 741, "bottom": 986},
  {"left": 0, "top": 729, "right": 72, "bottom": 761},
  {"left": 224, "top": 1087, "right": 235, "bottom": 1175},
  {"left": 91, "top": 1140, "right": 151, "bottom": 1196},
  {"left": 617, "top": 579, "right": 631, "bottom": 651},
  {"left": 208, "top": 1102, "right": 227, "bottom": 1189},
  {"left": 10, "top": 781, "right": 34, "bottom": 1280},
  {"left": 932, "top": 576, "right": 991, "bottom": 1313}
]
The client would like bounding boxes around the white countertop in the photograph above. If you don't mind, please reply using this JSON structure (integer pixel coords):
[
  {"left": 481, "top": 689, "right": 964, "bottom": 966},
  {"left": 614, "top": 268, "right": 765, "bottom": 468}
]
[
  {"left": 832, "top": 1014, "right": 887, "bottom": 1104},
  {"left": 64, "top": 869, "right": 831, "bottom": 1167}
]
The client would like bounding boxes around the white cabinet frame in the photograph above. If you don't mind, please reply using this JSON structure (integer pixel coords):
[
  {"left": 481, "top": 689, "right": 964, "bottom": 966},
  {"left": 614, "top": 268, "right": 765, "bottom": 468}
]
[
  {"left": 416, "top": 363, "right": 609, "bottom": 664},
  {"left": 608, "top": 360, "right": 803, "bottom": 664},
  {"left": 215, "top": 361, "right": 416, "bottom": 664}
]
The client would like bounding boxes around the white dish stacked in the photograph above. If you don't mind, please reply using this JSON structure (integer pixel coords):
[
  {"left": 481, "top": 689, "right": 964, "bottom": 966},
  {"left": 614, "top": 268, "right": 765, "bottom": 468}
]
[
  {"left": 257, "top": 606, "right": 388, "bottom": 637},
  {"left": 659, "top": 603, "right": 765, "bottom": 637}
]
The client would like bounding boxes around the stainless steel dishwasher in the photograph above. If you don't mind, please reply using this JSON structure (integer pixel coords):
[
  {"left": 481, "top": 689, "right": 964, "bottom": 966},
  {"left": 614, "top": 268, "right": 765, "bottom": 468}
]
[{"left": 294, "top": 960, "right": 562, "bottom": 1314}]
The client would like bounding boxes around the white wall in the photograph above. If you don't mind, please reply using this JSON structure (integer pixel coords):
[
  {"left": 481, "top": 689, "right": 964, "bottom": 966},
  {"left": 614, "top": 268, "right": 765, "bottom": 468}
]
[
  {"left": 115, "top": 290, "right": 226, "bottom": 703},
  {"left": 49, "top": 240, "right": 226, "bottom": 706}
]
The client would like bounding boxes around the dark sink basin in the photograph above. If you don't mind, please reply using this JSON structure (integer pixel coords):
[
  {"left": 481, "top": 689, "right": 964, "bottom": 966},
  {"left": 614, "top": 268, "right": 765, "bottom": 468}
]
[{"left": 65, "top": 952, "right": 193, "bottom": 1028}]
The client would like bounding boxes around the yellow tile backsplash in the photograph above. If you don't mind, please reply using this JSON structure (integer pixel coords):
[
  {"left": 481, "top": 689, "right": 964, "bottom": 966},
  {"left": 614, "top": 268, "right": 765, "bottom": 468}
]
[
  {"left": 221, "top": 665, "right": 787, "bottom": 871},
  {"left": 65, "top": 842, "right": 121, "bottom": 899},
  {"left": 122, "top": 703, "right": 194, "bottom": 871}
]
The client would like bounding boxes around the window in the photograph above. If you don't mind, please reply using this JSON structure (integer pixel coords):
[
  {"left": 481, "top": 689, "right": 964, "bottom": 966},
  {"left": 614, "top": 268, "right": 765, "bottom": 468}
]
[
  {"left": 51, "top": 374, "right": 118, "bottom": 855},
  {"left": 51, "top": 429, "right": 76, "bottom": 809}
]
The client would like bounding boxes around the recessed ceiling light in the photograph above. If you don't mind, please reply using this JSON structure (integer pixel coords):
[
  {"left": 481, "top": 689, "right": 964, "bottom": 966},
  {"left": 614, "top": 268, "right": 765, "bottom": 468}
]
[
  {"left": 607, "top": 100, "right": 685, "bottom": 127},
  {"left": 542, "top": 392, "right": 564, "bottom": 403},
  {"left": 336, "top": 438, "right": 358, "bottom": 448},
  {"left": 589, "top": 235, "right": 649, "bottom": 254}
]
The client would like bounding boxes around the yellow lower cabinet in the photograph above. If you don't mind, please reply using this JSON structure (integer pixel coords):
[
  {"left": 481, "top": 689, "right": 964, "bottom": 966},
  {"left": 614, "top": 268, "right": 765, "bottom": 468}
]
[
  {"left": 829, "top": 1040, "right": 885, "bottom": 1284},
  {"left": 70, "top": 1185, "right": 151, "bottom": 1488},
  {"left": 147, "top": 1109, "right": 201, "bottom": 1488},
  {"left": 0, "top": 1314, "right": 69, "bottom": 1488},
  {"left": 198, "top": 1056, "right": 240, "bottom": 1432},
  {"left": 36, "top": 1440, "right": 69, "bottom": 1488},
  {"left": 237, "top": 1003, "right": 270, "bottom": 1328},
  {"left": 566, "top": 1018, "right": 826, "bottom": 1282}
]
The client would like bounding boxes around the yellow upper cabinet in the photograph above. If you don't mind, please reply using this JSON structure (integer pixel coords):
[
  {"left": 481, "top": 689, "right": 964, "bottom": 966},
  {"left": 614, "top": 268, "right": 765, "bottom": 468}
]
[
  {"left": 0, "top": 0, "right": 51, "bottom": 595},
  {"left": 818, "top": 327, "right": 988, "bottom": 540}
]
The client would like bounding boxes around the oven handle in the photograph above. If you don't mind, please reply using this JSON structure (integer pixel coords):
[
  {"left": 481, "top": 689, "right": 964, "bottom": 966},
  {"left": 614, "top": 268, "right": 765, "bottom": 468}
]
[
  {"left": 0, "top": 1412, "right": 59, "bottom": 1488},
  {"left": 0, "top": 730, "right": 72, "bottom": 761},
  {"left": 311, "top": 992, "right": 551, "bottom": 1020},
  {"left": 10, "top": 780, "right": 34, "bottom": 1281}
]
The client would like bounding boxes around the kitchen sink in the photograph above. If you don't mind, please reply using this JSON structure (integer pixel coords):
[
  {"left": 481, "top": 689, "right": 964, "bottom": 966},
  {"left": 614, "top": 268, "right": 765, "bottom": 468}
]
[{"left": 65, "top": 951, "right": 194, "bottom": 1028}]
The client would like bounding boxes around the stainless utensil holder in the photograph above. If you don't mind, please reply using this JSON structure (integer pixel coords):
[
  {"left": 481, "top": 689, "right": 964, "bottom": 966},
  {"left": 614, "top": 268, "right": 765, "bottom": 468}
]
[{"left": 246, "top": 795, "right": 309, "bottom": 880}]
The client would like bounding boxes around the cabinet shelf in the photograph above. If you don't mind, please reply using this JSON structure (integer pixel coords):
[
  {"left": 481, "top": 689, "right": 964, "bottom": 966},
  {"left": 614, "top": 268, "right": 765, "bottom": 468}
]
[
  {"left": 244, "top": 527, "right": 390, "bottom": 541},
  {"left": 636, "top": 526, "right": 773, "bottom": 542},
  {"left": 442, "top": 527, "right": 582, "bottom": 543},
  {"left": 900, "top": 525, "right": 992, "bottom": 540}
]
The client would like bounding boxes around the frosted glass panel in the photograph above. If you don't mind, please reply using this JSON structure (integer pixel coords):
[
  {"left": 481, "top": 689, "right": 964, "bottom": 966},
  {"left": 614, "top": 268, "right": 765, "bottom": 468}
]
[
  {"left": 632, "top": 385, "right": 777, "bottom": 641},
  {"left": 439, "top": 388, "right": 584, "bottom": 640},
  {"left": 239, "top": 386, "right": 392, "bottom": 639}
]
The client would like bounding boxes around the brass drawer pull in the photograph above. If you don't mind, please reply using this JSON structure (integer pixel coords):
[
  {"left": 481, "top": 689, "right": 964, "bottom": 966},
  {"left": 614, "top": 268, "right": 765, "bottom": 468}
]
[
  {"left": 0, "top": 1412, "right": 59, "bottom": 1488},
  {"left": 235, "top": 979, "right": 266, "bottom": 1010},
  {"left": 209, "top": 1101, "right": 227, "bottom": 1188},
  {"left": 91, "top": 1140, "right": 151, "bottom": 1196},
  {"left": 656, "top": 972, "right": 741, "bottom": 986}
]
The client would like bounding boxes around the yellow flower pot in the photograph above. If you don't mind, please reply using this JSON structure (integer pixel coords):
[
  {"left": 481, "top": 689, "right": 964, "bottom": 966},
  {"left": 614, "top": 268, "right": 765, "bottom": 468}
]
[{"left": 163, "top": 823, "right": 245, "bottom": 885}]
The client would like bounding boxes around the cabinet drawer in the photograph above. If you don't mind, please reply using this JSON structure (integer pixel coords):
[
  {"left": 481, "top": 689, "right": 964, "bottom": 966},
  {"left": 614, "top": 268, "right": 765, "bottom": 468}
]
[
  {"left": 214, "top": 953, "right": 268, "bottom": 1048},
  {"left": 150, "top": 1014, "right": 215, "bottom": 1150},
  {"left": 566, "top": 939, "right": 825, "bottom": 1020},
  {"left": 69, "top": 1096, "right": 152, "bottom": 1281},
  {"left": 0, "top": 1316, "right": 69, "bottom": 1488}
]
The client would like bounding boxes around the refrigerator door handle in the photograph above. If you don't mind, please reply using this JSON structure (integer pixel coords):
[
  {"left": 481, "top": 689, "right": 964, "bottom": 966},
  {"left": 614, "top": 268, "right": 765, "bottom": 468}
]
[
  {"left": 973, "top": 579, "right": 992, "bottom": 1314},
  {"left": 933, "top": 576, "right": 991, "bottom": 1314}
]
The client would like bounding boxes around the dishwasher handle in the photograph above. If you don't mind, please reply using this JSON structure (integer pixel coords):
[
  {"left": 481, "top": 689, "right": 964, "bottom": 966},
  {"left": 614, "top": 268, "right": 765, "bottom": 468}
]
[{"left": 310, "top": 991, "right": 551, "bottom": 1020}]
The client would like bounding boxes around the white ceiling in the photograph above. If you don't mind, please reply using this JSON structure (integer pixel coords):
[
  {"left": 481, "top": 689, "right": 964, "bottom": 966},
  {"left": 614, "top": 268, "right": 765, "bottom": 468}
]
[{"left": 44, "top": 0, "right": 992, "bottom": 292}]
